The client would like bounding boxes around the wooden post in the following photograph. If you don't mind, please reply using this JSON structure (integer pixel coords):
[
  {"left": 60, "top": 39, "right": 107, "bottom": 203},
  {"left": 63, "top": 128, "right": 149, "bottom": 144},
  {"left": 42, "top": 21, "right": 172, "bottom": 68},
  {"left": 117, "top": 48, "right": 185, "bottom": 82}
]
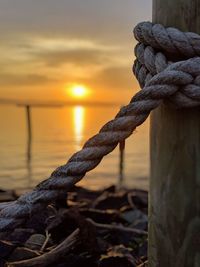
[
  {"left": 149, "top": 1, "right": 200, "bottom": 266},
  {"left": 119, "top": 140, "right": 125, "bottom": 186},
  {"left": 25, "top": 105, "right": 32, "bottom": 186},
  {"left": 25, "top": 105, "right": 32, "bottom": 162}
]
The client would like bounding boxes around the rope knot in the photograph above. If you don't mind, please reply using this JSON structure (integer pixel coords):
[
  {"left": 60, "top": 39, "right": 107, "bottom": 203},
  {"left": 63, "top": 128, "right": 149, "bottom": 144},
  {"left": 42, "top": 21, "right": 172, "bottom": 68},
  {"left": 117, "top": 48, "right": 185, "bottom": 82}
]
[{"left": 133, "top": 21, "right": 200, "bottom": 108}]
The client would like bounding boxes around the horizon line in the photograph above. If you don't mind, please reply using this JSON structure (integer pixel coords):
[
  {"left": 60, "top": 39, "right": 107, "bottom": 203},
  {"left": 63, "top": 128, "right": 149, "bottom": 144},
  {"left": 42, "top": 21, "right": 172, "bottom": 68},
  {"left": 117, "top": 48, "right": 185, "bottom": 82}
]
[{"left": 0, "top": 98, "right": 124, "bottom": 108}]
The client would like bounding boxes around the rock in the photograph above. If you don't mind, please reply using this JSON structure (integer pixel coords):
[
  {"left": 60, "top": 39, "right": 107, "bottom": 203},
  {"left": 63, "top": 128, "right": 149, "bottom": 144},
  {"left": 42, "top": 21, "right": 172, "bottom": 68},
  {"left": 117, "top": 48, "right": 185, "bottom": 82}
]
[
  {"left": 67, "top": 199, "right": 88, "bottom": 209},
  {"left": 99, "top": 245, "right": 136, "bottom": 267},
  {"left": 68, "top": 186, "right": 101, "bottom": 203},
  {"left": 47, "top": 208, "right": 99, "bottom": 252},
  {"left": 0, "top": 189, "right": 17, "bottom": 202},
  {"left": 49, "top": 253, "right": 98, "bottom": 267},
  {"left": 99, "top": 256, "right": 135, "bottom": 267},
  {"left": 130, "top": 194, "right": 147, "bottom": 208},
  {"left": 8, "top": 247, "right": 40, "bottom": 261},
  {"left": 2, "top": 185, "right": 148, "bottom": 265},
  {"left": 0, "top": 260, "right": 6, "bottom": 267},
  {"left": 102, "top": 185, "right": 116, "bottom": 194},
  {"left": 122, "top": 209, "right": 148, "bottom": 225},
  {"left": 120, "top": 205, "right": 133, "bottom": 212},
  {"left": 138, "top": 241, "right": 148, "bottom": 258},
  {"left": 0, "top": 240, "right": 16, "bottom": 258},
  {"left": 54, "top": 196, "right": 68, "bottom": 209},
  {"left": 0, "top": 231, "right": 10, "bottom": 241},
  {"left": 106, "top": 229, "right": 138, "bottom": 246},
  {"left": 128, "top": 190, "right": 148, "bottom": 211},
  {"left": 46, "top": 209, "right": 78, "bottom": 242},
  {"left": 96, "top": 237, "right": 110, "bottom": 253},
  {"left": 6, "top": 228, "right": 35, "bottom": 245},
  {"left": 25, "top": 234, "right": 46, "bottom": 250},
  {"left": 25, "top": 205, "right": 54, "bottom": 233},
  {"left": 92, "top": 192, "right": 128, "bottom": 210},
  {"left": 131, "top": 220, "right": 148, "bottom": 231},
  {"left": 80, "top": 208, "right": 124, "bottom": 224}
]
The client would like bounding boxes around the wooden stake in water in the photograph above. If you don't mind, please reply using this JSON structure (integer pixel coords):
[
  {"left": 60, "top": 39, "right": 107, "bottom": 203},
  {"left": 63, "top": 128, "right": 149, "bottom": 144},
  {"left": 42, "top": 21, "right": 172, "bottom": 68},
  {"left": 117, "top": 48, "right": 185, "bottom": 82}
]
[
  {"left": 25, "top": 105, "right": 32, "bottom": 164},
  {"left": 119, "top": 140, "right": 125, "bottom": 186}
]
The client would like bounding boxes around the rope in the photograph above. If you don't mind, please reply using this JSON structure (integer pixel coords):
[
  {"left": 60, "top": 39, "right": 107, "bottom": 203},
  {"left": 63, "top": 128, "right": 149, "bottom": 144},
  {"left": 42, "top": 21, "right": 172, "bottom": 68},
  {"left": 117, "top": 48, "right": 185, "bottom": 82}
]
[{"left": 1, "top": 21, "right": 200, "bottom": 232}]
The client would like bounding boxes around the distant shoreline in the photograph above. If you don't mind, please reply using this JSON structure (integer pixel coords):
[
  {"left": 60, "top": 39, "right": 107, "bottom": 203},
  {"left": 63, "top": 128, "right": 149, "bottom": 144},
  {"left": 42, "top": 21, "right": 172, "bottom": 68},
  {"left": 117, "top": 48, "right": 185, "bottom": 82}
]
[{"left": 0, "top": 98, "right": 122, "bottom": 108}]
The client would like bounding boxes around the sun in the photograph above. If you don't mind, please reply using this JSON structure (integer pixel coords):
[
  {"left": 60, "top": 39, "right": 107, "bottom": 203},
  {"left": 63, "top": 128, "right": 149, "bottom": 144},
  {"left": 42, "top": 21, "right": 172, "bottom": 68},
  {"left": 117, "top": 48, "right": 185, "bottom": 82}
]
[{"left": 69, "top": 85, "right": 89, "bottom": 98}]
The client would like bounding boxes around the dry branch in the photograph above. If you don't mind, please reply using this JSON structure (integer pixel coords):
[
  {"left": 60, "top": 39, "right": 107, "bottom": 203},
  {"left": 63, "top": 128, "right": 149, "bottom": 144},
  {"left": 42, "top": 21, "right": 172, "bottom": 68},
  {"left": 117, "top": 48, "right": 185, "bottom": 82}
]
[
  {"left": 6, "top": 228, "right": 80, "bottom": 267},
  {"left": 86, "top": 218, "right": 147, "bottom": 235}
]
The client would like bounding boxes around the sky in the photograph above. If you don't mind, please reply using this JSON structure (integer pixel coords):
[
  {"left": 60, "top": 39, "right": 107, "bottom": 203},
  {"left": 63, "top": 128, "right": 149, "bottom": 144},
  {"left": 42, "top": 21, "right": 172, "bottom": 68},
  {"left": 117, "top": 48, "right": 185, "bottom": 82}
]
[{"left": 0, "top": 0, "right": 152, "bottom": 104}]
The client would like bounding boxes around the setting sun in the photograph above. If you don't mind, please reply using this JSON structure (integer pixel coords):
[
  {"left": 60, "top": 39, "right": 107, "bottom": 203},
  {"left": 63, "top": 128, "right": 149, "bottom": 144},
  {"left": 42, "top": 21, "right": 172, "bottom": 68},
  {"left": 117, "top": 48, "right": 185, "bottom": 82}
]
[{"left": 69, "top": 85, "right": 89, "bottom": 98}]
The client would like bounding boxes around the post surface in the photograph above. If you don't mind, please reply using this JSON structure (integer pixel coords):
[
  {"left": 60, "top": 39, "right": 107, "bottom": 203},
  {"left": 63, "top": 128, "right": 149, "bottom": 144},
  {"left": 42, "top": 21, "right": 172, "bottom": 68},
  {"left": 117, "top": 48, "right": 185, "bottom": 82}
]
[{"left": 149, "top": 1, "right": 200, "bottom": 266}]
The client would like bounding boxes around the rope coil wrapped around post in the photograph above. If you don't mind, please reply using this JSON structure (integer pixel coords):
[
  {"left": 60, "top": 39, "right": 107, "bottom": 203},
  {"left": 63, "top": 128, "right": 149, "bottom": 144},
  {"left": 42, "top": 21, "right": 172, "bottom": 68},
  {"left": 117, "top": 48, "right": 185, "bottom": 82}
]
[{"left": 1, "top": 21, "right": 200, "bottom": 232}]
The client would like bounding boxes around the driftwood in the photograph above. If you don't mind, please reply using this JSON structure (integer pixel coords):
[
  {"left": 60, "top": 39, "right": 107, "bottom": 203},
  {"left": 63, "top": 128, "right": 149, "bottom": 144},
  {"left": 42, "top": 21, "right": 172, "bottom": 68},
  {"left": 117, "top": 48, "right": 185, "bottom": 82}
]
[
  {"left": 1, "top": 186, "right": 148, "bottom": 266},
  {"left": 6, "top": 229, "right": 80, "bottom": 267},
  {"left": 86, "top": 218, "right": 147, "bottom": 236}
]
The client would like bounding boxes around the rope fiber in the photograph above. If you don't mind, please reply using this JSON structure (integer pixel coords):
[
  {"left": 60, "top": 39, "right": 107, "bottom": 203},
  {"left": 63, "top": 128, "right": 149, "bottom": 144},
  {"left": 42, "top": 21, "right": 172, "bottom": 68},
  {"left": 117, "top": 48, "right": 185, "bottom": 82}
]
[{"left": 1, "top": 21, "right": 200, "bottom": 231}]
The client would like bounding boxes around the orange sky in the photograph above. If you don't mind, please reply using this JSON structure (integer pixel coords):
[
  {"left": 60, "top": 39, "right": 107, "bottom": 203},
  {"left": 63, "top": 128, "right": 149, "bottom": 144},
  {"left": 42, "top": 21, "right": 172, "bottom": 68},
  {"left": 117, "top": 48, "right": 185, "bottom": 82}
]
[{"left": 0, "top": 0, "right": 151, "bottom": 105}]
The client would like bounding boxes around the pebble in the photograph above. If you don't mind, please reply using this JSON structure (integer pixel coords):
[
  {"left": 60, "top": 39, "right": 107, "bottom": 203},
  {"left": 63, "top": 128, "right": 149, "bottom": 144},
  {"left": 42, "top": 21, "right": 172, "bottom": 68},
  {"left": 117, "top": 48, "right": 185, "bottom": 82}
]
[
  {"left": 6, "top": 228, "right": 35, "bottom": 245},
  {"left": 0, "top": 240, "right": 15, "bottom": 258},
  {"left": 0, "top": 189, "right": 17, "bottom": 202},
  {"left": 8, "top": 247, "right": 40, "bottom": 261},
  {"left": 122, "top": 209, "right": 148, "bottom": 224},
  {"left": 25, "top": 234, "right": 46, "bottom": 250}
]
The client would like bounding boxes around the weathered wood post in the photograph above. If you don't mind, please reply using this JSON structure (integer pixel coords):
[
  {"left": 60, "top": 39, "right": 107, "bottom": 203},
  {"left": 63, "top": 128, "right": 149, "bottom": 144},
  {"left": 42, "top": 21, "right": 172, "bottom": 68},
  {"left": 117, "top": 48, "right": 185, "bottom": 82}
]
[
  {"left": 149, "top": 1, "right": 200, "bottom": 266},
  {"left": 25, "top": 105, "right": 32, "bottom": 162},
  {"left": 119, "top": 140, "right": 125, "bottom": 186}
]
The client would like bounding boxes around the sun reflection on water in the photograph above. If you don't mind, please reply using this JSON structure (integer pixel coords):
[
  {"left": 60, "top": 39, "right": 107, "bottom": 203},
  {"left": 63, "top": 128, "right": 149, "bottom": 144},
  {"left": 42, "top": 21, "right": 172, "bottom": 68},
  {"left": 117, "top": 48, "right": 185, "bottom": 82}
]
[{"left": 73, "top": 106, "right": 85, "bottom": 150}]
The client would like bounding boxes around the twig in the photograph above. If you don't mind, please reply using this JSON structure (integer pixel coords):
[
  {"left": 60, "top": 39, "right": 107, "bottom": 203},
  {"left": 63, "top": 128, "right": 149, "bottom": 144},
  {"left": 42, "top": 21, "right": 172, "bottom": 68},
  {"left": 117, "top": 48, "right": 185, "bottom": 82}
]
[
  {"left": 40, "top": 230, "right": 51, "bottom": 253},
  {"left": 127, "top": 192, "right": 135, "bottom": 209},
  {"left": 137, "top": 260, "right": 148, "bottom": 267},
  {"left": 6, "top": 228, "right": 80, "bottom": 267},
  {"left": 86, "top": 218, "right": 148, "bottom": 236}
]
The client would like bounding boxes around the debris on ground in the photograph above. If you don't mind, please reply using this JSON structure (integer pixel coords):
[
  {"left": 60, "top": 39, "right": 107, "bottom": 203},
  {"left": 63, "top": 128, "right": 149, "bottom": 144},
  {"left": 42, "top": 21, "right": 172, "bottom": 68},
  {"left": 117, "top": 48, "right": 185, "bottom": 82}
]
[{"left": 0, "top": 185, "right": 148, "bottom": 267}]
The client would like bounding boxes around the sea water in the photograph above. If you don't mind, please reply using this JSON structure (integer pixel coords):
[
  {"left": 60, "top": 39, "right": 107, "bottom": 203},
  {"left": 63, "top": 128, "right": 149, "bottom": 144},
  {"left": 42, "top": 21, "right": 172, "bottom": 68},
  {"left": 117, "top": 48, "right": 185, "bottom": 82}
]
[{"left": 0, "top": 105, "right": 149, "bottom": 191}]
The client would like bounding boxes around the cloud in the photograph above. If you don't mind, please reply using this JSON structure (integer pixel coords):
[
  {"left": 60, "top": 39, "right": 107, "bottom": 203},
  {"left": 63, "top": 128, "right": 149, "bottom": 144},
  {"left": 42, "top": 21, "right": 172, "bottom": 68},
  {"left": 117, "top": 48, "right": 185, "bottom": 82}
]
[
  {"left": 0, "top": 0, "right": 150, "bottom": 101},
  {"left": 0, "top": 35, "right": 124, "bottom": 71},
  {"left": 0, "top": 73, "right": 55, "bottom": 86},
  {"left": 0, "top": 0, "right": 151, "bottom": 45},
  {"left": 33, "top": 48, "right": 113, "bottom": 67},
  {"left": 94, "top": 66, "right": 135, "bottom": 89},
  {"left": 75, "top": 65, "right": 137, "bottom": 91}
]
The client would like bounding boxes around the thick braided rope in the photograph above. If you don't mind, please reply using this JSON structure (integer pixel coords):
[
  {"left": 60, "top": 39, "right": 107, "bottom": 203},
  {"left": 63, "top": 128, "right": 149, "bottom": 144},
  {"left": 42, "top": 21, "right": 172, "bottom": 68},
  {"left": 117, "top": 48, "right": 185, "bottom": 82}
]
[
  {"left": 134, "top": 44, "right": 200, "bottom": 107},
  {"left": 1, "top": 22, "right": 200, "bottom": 232},
  {"left": 134, "top": 22, "right": 200, "bottom": 107}
]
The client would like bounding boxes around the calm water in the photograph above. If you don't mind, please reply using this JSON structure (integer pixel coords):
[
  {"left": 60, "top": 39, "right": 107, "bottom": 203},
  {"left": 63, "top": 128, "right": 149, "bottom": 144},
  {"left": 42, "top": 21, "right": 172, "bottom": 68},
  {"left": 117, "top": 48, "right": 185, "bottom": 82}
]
[{"left": 0, "top": 105, "right": 149, "bottom": 191}]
